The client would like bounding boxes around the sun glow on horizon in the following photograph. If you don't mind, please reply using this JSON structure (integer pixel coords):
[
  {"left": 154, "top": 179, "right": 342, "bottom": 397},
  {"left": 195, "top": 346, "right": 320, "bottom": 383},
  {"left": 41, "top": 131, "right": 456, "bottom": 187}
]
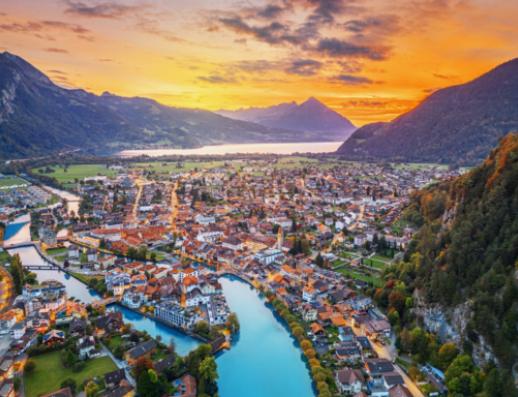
[{"left": 1, "top": 0, "right": 517, "bottom": 126}]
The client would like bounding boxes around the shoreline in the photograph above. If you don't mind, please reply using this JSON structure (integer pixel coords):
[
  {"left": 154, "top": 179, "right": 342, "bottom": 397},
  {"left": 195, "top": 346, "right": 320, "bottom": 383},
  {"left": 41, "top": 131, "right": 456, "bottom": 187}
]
[{"left": 110, "top": 302, "right": 210, "bottom": 345}]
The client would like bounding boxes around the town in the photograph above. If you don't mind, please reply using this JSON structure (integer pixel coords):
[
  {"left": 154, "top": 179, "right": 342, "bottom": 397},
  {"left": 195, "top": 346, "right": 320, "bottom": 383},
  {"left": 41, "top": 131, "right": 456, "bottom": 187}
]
[{"left": 0, "top": 157, "right": 462, "bottom": 397}]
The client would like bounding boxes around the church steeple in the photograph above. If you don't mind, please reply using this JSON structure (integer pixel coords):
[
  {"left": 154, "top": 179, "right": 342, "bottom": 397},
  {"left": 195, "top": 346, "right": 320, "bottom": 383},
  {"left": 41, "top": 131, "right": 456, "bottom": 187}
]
[{"left": 277, "top": 226, "right": 283, "bottom": 250}]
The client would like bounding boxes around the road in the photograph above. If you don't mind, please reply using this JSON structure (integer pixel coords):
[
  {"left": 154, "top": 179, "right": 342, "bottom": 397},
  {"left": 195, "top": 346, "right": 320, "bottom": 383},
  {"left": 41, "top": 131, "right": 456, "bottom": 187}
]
[
  {"left": 169, "top": 180, "right": 179, "bottom": 232},
  {"left": 101, "top": 343, "right": 136, "bottom": 386},
  {"left": 344, "top": 318, "right": 424, "bottom": 397}
]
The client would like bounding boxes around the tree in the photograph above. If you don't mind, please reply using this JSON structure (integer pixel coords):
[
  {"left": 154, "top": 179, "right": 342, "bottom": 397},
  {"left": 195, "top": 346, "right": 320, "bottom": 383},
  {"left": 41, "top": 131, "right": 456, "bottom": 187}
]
[
  {"left": 61, "top": 349, "right": 79, "bottom": 368},
  {"left": 85, "top": 381, "right": 99, "bottom": 397},
  {"left": 436, "top": 342, "right": 459, "bottom": 370},
  {"left": 445, "top": 355, "right": 474, "bottom": 381},
  {"left": 292, "top": 326, "right": 304, "bottom": 339},
  {"left": 198, "top": 356, "right": 218, "bottom": 395},
  {"left": 61, "top": 378, "right": 77, "bottom": 394},
  {"left": 25, "top": 359, "right": 36, "bottom": 373},
  {"left": 226, "top": 313, "right": 240, "bottom": 334},
  {"left": 315, "top": 252, "right": 324, "bottom": 268},
  {"left": 133, "top": 357, "right": 153, "bottom": 378},
  {"left": 193, "top": 321, "right": 210, "bottom": 338},
  {"left": 484, "top": 368, "right": 503, "bottom": 397},
  {"left": 9, "top": 254, "right": 24, "bottom": 294},
  {"left": 137, "top": 369, "right": 166, "bottom": 397}
]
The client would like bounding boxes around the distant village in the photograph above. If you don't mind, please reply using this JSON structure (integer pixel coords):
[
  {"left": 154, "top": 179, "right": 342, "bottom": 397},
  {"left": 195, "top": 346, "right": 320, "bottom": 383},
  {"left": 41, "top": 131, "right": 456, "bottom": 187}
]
[{"left": 0, "top": 158, "right": 462, "bottom": 397}]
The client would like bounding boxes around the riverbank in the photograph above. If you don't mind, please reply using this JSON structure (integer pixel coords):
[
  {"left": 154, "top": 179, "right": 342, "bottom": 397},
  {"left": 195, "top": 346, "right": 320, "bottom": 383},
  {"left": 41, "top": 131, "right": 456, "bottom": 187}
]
[
  {"left": 217, "top": 277, "right": 315, "bottom": 397},
  {"left": 111, "top": 302, "right": 210, "bottom": 344},
  {"left": 7, "top": 246, "right": 99, "bottom": 303},
  {"left": 12, "top": 243, "right": 316, "bottom": 397}
]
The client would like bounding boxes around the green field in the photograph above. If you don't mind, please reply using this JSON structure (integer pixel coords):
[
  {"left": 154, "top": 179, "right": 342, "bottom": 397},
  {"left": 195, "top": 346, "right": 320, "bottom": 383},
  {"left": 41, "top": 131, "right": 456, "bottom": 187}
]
[
  {"left": 106, "top": 335, "right": 123, "bottom": 352},
  {"left": 269, "top": 156, "right": 319, "bottom": 169},
  {"left": 46, "top": 247, "right": 67, "bottom": 256},
  {"left": 337, "top": 267, "right": 383, "bottom": 287},
  {"left": 267, "top": 156, "right": 354, "bottom": 170},
  {"left": 32, "top": 164, "right": 117, "bottom": 183},
  {"left": 132, "top": 160, "right": 227, "bottom": 173},
  {"left": 24, "top": 351, "right": 117, "bottom": 397},
  {"left": 70, "top": 272, "right": 103, "bottom": 284},
  {"left": 364, "top": 255, "right": 392, "bottom": 270},
  {"left": 391, "top": 162, "right": 448, "bottom": 171},
  {"left": 0, "top": 176, "right": 28, "bottom": 188},
  {"left": 339, "top": 251, "right": 361, "bottom": 260}
]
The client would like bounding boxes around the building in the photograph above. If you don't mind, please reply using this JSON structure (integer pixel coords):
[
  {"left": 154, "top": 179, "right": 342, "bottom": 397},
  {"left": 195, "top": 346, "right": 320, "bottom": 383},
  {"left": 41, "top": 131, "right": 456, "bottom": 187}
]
[
  {"left": 335, "top": 368, "right": 365, "bottom": 394},
  {"left": 254, "top": 249, "right": 284, "bottom": 265},
  {"left": 125, "top": 340, "right": 156, "bottom": 365},
  {"left": 155, "top": 301, "right": 193, "bottom": 329},
  {"left": 77, "top": 336, "right": 97, "bottom": 359}
]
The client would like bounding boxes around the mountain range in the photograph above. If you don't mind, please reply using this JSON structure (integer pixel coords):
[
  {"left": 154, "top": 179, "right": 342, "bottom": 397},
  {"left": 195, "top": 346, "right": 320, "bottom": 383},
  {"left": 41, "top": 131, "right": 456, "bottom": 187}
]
[
  {"left": 218, "top": 97, "right": 356, "bottom": 142},
  {"left": 337, "top": 58, "right": 518, "bottom": 165},
  {"left": 0, "top": 52, "right": 349, "bottom": 159}
]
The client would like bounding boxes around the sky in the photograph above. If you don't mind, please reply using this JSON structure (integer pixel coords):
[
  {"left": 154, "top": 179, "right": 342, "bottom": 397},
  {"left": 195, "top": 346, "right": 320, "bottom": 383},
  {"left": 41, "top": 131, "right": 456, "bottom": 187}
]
[{"left": 1, "top": 0, "right": 517, "bottom": 126}]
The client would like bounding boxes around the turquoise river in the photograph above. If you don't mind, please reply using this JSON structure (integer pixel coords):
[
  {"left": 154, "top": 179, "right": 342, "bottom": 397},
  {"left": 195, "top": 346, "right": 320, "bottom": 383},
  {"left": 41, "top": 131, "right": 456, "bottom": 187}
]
[{"left": 9, "top": 246, "right": 315, "bottom": 397}]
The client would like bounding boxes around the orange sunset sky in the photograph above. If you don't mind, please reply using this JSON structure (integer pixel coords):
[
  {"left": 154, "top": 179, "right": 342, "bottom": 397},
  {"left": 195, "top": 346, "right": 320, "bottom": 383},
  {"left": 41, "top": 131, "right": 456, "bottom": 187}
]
[{"left": 1, "top": 0, "right": 517, "bottom": 126}]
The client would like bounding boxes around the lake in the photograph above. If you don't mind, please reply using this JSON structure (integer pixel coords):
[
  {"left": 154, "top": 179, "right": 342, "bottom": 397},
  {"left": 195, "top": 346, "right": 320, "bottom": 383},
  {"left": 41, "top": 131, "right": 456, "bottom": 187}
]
[{"left": 119, "top": 141, "right": 342, "bottom": 157}]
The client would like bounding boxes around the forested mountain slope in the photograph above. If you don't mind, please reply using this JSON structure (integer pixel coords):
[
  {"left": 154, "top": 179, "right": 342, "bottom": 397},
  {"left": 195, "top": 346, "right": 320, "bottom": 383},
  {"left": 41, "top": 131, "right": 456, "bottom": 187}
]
[
  {"left": 404, "top": 133, "right": 518, "bottom": 362},
  {"left": 336, "top": 58, "right": 518, "bottom": 165},
  {"left": 374, "top": 133, "right": 518, "bottom": 396}
]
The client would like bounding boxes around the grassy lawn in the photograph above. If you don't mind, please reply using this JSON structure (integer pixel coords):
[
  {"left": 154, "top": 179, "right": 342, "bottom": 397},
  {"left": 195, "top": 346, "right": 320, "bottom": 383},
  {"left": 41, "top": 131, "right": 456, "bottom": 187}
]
[
  {"left": 0, "top": 176, "right": 28, "bottom": 188},
  {"left": 32, "top": 164, "right": 117, "bottom": 183},
  {"left": 340, "top": 251, "right": 360, "bottom": 259},
  {"left": 106, "top": 335, "right": 123, "bottom": 352},
  {"left": 332, "top": 259, "right": 345, "bottom": 268},
  {"left": 364, "top": 255, "right": 392, "bottom": 270},
  {"left": 150, "top": 250, "right": 166, "bottom": 261},
  {"left": 46, "top": 247, "right": 67, "bottom": 256},
  {"left": 132, "top": 160, "right": 227, "bottom": 173},
  {"left": 24, "top": 351, "right": 117, "bottom": 397},
  {"left": 337, "top": 267, "right": 383, "bottom": 287},
  {"left": 70, "top": 272, "right": 103, "bottom": 284}
]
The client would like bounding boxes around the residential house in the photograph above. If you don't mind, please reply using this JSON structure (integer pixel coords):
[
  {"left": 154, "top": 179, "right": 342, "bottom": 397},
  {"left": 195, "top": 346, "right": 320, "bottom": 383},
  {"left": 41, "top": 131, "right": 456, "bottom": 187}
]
[
  {"left": 95, "top": 312, "right": 123, "bottom": 336},
  {"left": 335, "top": 368, "right": 365, "bottom": 395},
  {"left": 77, "top": 336, "right": 97, "bottom": 359}
]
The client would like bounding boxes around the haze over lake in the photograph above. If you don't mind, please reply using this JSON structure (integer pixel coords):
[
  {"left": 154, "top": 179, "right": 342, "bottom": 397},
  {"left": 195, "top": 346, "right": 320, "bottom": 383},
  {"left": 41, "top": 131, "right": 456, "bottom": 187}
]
[{"left": 119, "top": 141, "right": 343, "bottom": 157}]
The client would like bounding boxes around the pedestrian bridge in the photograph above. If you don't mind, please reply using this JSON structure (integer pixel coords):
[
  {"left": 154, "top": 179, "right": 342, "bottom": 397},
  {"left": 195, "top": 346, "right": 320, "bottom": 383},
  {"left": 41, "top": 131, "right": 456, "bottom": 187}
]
[
  {"left": 23, "top": 264, "right": 58, "bottom": 270},
  {"left": 2, "top": 241, "right": 35, "bottom": 249},
  {"left": 90, "top": 296, "right": 120, "bottom": 307}
]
